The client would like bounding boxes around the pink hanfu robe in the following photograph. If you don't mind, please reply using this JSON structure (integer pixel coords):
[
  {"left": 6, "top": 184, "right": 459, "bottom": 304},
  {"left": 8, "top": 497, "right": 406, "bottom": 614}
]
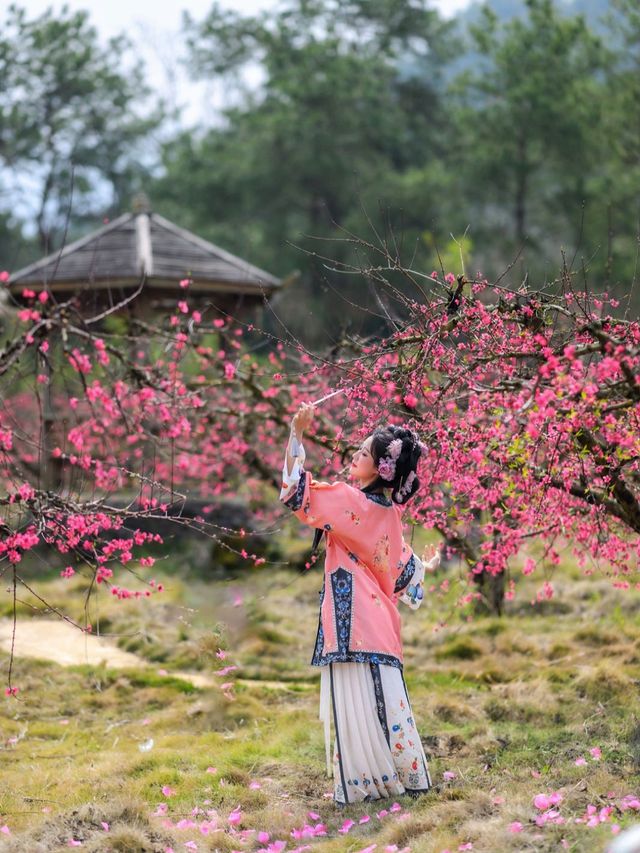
[{"left": 279, "top": 433, "right": 439, "bottom": 804}]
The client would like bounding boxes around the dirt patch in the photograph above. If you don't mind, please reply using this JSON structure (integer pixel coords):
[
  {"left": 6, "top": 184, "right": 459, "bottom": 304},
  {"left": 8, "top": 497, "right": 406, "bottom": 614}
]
[{"left": 0, "top": 618, "right": 213, "bottom": 688}]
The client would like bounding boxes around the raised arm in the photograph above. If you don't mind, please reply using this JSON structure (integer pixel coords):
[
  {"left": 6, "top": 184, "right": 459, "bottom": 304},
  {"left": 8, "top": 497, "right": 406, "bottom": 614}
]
[
  {"left": 278, "top": 403, "right": 361, "bottom": 535},
  {"left": 279, "top": 402, "right": 314, "bottom": 503}
]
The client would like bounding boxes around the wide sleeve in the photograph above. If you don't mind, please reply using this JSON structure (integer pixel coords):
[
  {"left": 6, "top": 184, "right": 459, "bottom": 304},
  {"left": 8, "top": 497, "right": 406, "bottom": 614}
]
[
  {"left": 395, "top": 547, "right": 440, "bottom": 611},
  {"left": 278, "top": 433, "right": 361, "bottom": 535}
]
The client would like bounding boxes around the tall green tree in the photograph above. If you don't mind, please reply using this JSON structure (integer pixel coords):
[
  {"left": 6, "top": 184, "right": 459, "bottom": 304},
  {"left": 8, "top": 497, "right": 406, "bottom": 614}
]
[
  {"left": 0, "top": 3, "right": 163, "bottom": 255},
  {"left": 153, "top": 0, "right": 453, "bottom": 343},
  {"left": 453, "top": 0, "right": 606, "bottom": 253},
  {"left": 595, "top": 0, "right": 640, "bottom": 296}
]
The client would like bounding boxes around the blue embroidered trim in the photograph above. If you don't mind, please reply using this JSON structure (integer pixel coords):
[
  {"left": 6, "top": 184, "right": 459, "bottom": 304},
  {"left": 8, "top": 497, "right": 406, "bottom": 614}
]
[
  {"left": 312, "top": 649, "right": 403, "bottom": 669},
  {"left": 331, "top": 568, "right": 352, "bottom": 656},
  {"left": 283, "top": 469, "right": 306, "bottom": 511},
  {"left": 394, "top": 553, "right": 416, "bottom": 594},
  {"left": 362, "top": 491, "right": 392, "bottom": 507},
  {"left": 311, "top": 582, "right": 326, "bottom": 663},
  {"left": 370, "top": 662, "right": 390, "bottom": 746}
]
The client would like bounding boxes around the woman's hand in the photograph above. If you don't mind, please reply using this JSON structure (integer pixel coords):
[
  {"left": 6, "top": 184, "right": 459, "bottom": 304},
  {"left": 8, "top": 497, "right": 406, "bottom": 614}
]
[
  {"left": 421, "top": 542, "right": 443, "bottom": 570},
  {"left": 291, "top": 402, "right": 315, "bottom": 438}
]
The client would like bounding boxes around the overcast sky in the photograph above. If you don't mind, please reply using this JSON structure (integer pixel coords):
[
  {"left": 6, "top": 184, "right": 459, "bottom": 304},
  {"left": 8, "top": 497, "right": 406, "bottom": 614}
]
[{"left": 13, "top": 0, "right": 473, "bottom": 124}]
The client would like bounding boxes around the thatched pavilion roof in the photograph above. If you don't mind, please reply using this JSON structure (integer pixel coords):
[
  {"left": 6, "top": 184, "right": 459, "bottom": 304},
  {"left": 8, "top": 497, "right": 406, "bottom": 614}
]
[{"left": 8, "top": 208, "right": 282, "bottom": 297}]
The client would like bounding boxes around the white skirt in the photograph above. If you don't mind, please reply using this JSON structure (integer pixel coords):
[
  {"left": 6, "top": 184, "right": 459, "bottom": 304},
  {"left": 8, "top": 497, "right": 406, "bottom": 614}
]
[{"left": 319, "top": 662, "right": 432, "bottom": 804}]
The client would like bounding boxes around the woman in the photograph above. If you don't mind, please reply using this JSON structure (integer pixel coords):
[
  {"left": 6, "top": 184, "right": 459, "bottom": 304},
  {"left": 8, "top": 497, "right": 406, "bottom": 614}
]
[{"left": 279, "top": 402, "right": 441, "bottom": 806}]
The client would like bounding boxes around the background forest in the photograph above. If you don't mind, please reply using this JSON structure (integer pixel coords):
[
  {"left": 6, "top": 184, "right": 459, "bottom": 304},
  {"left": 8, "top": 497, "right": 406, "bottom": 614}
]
[{"left": 1, "top": 0, "right": 638, "bottom": 346}]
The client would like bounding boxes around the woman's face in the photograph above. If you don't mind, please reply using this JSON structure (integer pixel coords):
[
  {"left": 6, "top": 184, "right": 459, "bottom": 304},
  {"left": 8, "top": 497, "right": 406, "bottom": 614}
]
[{"left": 349, "top": 435, "right": 379, "bottom": 486}]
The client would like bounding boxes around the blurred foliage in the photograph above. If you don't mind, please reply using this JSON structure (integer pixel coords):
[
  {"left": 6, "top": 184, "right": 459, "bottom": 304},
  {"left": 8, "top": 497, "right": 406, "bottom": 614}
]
[
  {"left": 1, "top": 0, "right": 639, "bottom": 345},
  {"left": 0, "top": 3, "right": 163, "bottom": 254}
]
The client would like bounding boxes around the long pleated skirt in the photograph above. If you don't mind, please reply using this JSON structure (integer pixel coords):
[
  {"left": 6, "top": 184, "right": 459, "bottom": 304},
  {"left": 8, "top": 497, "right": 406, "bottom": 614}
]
[{"left": 319, "top": 661, "right": 432, "bottom": 804}]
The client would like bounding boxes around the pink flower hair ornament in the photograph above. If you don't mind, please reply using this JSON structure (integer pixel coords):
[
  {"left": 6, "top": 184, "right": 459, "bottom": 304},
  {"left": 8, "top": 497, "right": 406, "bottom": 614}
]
[{"left": 376, "top": 438, "right": 403, "bottom": 481}]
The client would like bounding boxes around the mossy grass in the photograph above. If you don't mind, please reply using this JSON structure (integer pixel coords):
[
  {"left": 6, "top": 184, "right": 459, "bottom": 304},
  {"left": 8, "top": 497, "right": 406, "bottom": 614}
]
[{"left": 2, "top": 537, "right": 640, "bottom": 851}]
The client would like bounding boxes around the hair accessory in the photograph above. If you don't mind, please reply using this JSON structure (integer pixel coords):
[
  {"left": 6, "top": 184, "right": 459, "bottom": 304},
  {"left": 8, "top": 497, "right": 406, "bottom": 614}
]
[
  {"left": 377, "top": 438, "right": 403, "bottom": 481},
  {"left": 377, "top": 457, "right": 396, "bottom": 481},
  {"left": 394, "top": 470, "right": 416, "bottom": 502},
  {"left": 388, "top": 439, "right": 402, "bottom": 460}
]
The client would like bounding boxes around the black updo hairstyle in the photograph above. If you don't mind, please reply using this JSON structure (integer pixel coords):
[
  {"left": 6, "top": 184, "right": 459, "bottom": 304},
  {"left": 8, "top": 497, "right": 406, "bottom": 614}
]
[{"left": 363, "top": 424, "right": 423, "bottom": 505}]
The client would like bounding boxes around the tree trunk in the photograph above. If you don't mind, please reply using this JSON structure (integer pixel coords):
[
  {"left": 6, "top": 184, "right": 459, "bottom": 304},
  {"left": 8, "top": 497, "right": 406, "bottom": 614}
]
[{"left": 514, "top": 132, "right": 528, "bottom": 245}]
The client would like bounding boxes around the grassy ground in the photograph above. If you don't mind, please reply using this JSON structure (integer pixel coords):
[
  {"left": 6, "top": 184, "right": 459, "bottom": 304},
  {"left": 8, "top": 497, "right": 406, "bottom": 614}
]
[{"left": 1, "top": 528, "right": 640, "bottom": 853}]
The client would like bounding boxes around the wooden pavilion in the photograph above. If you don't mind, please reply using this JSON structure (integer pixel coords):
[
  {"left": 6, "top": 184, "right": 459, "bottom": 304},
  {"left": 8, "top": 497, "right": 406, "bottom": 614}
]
[{"left": 7, "top": 197, "right": 284, "bottom": 322}]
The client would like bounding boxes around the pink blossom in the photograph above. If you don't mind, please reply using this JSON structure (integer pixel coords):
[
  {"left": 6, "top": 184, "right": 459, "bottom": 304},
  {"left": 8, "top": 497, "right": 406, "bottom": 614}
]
[
  {"left": 228, "top": 807, "right": 242, "bottom": 825},
  {"left": 590, "top": 746, "right": 602, "bottom": 760}
]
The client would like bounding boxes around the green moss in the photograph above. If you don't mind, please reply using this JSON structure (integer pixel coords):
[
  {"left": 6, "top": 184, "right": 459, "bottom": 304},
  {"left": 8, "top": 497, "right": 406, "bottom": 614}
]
[
  {"left": 126, "top": 671, "right": 198, "bottom": 693},
  {"left": 435, "top": 638, "right": 484, "bottom": 661}
]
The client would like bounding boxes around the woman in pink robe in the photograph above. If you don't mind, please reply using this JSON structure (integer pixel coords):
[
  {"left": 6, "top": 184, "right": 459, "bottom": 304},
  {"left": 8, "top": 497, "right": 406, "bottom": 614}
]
[{"left": 279, "top": 403, "right": 441, "bottom": 806}]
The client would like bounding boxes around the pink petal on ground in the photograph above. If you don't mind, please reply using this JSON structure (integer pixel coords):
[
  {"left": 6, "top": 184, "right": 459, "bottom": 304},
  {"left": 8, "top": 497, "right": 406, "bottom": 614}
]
[
  {"left": 508, "top": 822, "right": 523, "bottom": 833},
  {"left": 67, "top": 841, "right": 82, "bottom": 848},
  {"left": 590, "top": 747, "right": 602, "bottom": 760},
  {"left": 0, "top": 826, "right": 10, "bottom": 835},
  {"left": 533, "top": 794, "right": 551, "bottom": 810},
  {"left": 359, "top": 815, "right": 371, "bottom": 824},
  {"left": 338, "top": 819, "right": 355, "bottom": 834},
  {"left": 258, "top": 831, "right": 270, "bottom": 843},
  {"left": 249, "top": 781, "right": 261, "bottom": 789},
  {"left": 161, "top": 786, "right": 175, "bottom": 797},
  {"left": 575, "top": 757, "right": 587, "bottom": 766},
  {"left": 443, "top": 771, "right": 457, "bottom": 781},
  {"left": 206, "top": 766, "right": 217, "bottom": 774},
  {"left": 100, "top": 822, "right": 109, "bottom": 831},
  {"left": 389, "top": 802, "right": 402, "bottom": 813},
  {"left": 307, "top": 812, "right": 320, "bottom": 820},
  {"left": 355, "top": 846, "right": 377, "bottom": 853}
]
